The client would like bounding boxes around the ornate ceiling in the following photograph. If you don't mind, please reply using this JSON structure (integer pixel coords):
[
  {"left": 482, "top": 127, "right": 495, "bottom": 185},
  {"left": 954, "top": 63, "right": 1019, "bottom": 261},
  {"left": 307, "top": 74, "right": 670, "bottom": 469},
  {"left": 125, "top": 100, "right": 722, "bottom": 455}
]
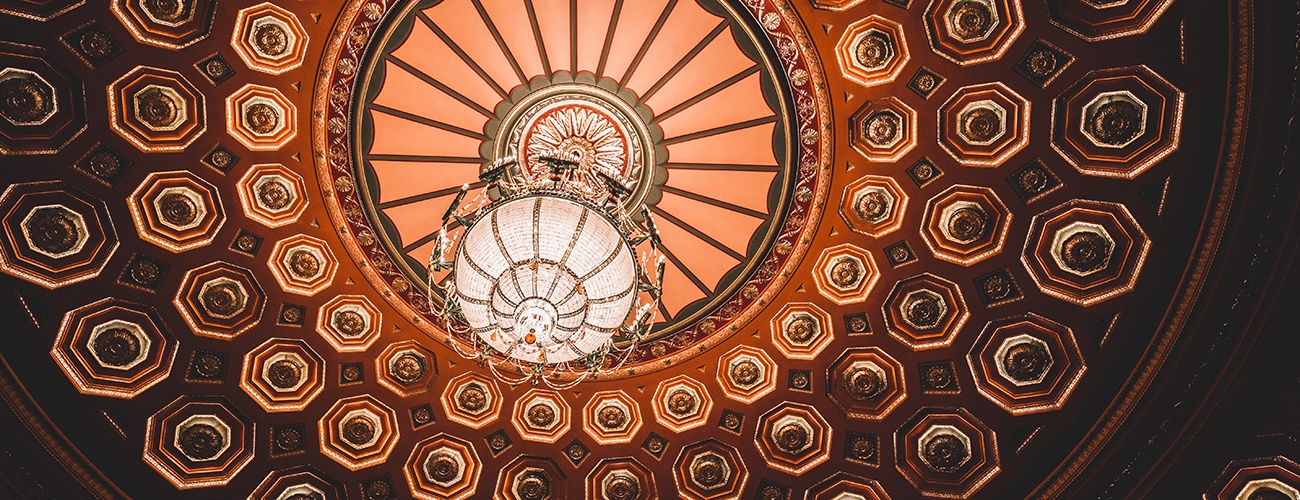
[{"left": 0, "top": 0, "right": 1296, "bottom": 498}]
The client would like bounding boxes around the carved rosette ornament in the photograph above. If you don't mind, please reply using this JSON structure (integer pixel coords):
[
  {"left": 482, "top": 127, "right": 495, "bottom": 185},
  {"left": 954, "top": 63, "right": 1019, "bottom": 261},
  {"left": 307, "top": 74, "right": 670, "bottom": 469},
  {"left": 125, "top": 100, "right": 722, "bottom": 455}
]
[
  {"left": 674, "top": 440, "right": 746, "bottom": 500},
  {"left": 0, "top": 69, "right": 56, "bottom": 126},
  {"left": 227, "top": 83, "right": 296, "bottom": 150},
  {"left": 926, "top": 0, "right": 1024, "bottom": 65},
  {"left": 112, "top": 0, "right": 216, "bottom": 50},
  {"left": 231, "top": 3, "right": 309, "bottom": 74},
  {"left": 144, "top": 396, "right": 254, "bottom": 489},
  {"left": 376, "top": 340, "right": 437, "bottom": 397},
  {"left": 239, "top": 338, "right": 325, "bottom": 412},
  {"left": 404, "top": 434, "right": 480, "bottom": 500},
  {"left": 440, "top": 373, "right": 502, "bottom": 430},
  {"left": 108, "top": 67, "right": 204, "bottom": 151},
  {"left": 512, "top": 389, "right": 571, "bottom": 443},
  {"left": 756, "top": 402, "right": 831, "bottom": 474},
  {"left": 583, "top": 390, "right": 641, "bottom": 445},
  {"left": 318, "top": 395, "right": 400, "bottom": 471},
  {"left": 316, "top": 294, "right": 382, "bottom": 352},
  {"left": 652, "top": 375, "right": 713, "bottom": 432},
  {"left": 896, "top": 408, "right": 1000, "bottom": 497}
]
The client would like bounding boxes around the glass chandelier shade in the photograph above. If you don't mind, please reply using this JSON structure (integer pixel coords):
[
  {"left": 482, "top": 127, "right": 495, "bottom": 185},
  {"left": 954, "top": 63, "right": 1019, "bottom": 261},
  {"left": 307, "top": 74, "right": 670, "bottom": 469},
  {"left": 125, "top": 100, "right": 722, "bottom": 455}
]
[
  {"left": 453, "top": 194, "right": 639, "bottom": 364},
  {"left": 424, "top": 104, "right": 665, "bottom": 387}
]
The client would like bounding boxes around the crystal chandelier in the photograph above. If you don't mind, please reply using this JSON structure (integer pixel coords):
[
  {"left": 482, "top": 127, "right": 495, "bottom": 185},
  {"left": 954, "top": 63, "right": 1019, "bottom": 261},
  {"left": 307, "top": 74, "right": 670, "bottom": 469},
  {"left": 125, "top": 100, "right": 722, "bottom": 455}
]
[{"left": 425, "top": 150, "right": 664, "bottom": 389}]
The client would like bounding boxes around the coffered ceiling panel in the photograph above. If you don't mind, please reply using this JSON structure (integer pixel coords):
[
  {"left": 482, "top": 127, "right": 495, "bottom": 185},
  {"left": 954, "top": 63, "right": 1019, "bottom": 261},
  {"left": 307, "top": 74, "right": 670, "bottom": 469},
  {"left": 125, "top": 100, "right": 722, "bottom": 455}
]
[{"left": 0, "top": 0, "right": 1296, "bottom": 499}]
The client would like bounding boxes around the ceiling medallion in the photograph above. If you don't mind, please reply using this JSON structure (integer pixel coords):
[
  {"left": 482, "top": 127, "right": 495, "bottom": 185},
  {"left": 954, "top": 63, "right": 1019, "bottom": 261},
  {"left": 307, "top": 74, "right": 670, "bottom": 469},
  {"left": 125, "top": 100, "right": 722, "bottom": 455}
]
[
  {"left": 316, "top": 0, "right": 830, "bottom": 381},
  {"left": 486, "top": 73, "right": 663, "bottom": 214}
]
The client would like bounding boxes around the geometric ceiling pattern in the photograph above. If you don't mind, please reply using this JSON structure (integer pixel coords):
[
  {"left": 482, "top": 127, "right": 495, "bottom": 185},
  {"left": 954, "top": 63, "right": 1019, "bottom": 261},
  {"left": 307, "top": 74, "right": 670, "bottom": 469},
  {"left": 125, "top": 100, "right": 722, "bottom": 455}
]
[{"left": 0, "top": 0, "right": 1296, "bottom": 499}]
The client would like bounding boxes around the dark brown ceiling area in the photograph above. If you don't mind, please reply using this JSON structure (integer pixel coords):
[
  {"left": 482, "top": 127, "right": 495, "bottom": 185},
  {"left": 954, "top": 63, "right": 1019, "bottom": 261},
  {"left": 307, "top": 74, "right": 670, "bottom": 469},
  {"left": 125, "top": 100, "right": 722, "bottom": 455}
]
[{"left": 0, "top": 0, "right": 1297, "bottom": 498}]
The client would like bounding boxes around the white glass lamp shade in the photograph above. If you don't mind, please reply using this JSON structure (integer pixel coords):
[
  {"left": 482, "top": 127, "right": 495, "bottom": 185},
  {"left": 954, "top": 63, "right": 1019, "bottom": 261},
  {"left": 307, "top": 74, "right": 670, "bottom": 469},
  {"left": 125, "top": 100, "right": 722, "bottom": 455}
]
[{"left": 454, "top": 195, "right": 639, "bottom": 364}]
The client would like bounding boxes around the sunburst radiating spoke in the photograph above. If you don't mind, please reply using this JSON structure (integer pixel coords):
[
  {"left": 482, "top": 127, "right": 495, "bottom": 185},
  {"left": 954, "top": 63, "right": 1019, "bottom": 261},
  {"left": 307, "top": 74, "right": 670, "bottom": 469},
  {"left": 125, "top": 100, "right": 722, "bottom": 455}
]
[
  {"left": 471, "top": 0, "right": 529, "bottom": 84},
  {"left": 651, "top": 207, "right": 745, "bottom": 261},
  {"left": 657, "top": 243, "right": 711, "bottom": 296},
  {"left": 661, "top": 163, "right": 781, "bottom": 172},
  {"left": 417, "top": 11, "right": 510, "bottom": 100},
  {"left": 380, "top": 181, "right": 488, "bottom": 211},
  {"left": 370, "top": 104, "right": 489, "bottom": 141},
  {"left": 385, "top": 56, "right": 495, "bottom": 117},
  {"left": 652, "top": 66, "right": 760, "bottom": 122},
  {"left": 523, "top": 0, "right": 551, "bottom": 74},
  {"left": 638, "top": 21, "right": 727, "bottom": 105},
  {"left": 594, "top": 0, "right": 624, "bottom": 76},
  {"left": 659, "top": 185, "right": 767, "bottom": 219},
  {"left": 618, "top": 0, "right": 678, "bottom": 85},
  {"left": 367, "top": 154, "right": 483, "bottom": 163},
  {"left": 661, "top": 116, "right": 778, "bottom": 146}
]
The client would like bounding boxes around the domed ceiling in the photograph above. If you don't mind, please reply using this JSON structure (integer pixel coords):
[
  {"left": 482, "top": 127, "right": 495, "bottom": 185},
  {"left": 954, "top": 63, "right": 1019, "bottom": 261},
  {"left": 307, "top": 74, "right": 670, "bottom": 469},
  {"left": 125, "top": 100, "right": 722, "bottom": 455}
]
[{"left": 0, "top": 0, "right": 1296, "bottom": 498}]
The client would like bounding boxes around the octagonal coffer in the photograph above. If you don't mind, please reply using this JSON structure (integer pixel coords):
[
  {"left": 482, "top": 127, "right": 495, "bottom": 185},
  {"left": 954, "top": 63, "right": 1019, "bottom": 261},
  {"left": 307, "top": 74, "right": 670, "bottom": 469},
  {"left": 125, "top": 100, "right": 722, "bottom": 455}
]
[
  {"left": 144, "top": 396, "right": 254, "bottom": 489},
  {"left": 968, "top": 313, "right": 1086, "bottom": 414},
  {"left": 511, "top": 388, "right": 572, "bottom": 443},
  {"left": 884, "top": 273, "right": 971, "bottom": 351},
  {"left": 896, "top": 407, "right": 1000, "bottom": 498},
  {"left": 674, "top": 439, "right": 748, "bottom": 500},
  {"left": 837, "top": 15, "right": 910, "bottom": 88},
  {"left": 1022, "top": 199, "right": 1150, "bottom": 306},
  {"left": 811, "top": 243, "right": 880, "bottom": 306},
  {"left": 755, "top": 402, "right": 832, "bottom": 475},
  {"left": 1047, "top": 0, "right": 1175, "bottom": 41},
  {"left": 495, "top": 456, "right": 566, "bottom": 500},
  {"left": 0, "top": 51, "right": 88, "bottom": 156},
  {"left": 582, "top": 389, "right": 642, "bottom": 445},
  {"left": 1052, "top": 65, "right": 1184, "bottom": 179},
  {"left": 0, "top": 181, "right": 117, "bottom": 289},
  {"left": 231, "top": 3, "right": 309, "bottom": 75},
  {"left": 108, "top": 66, "right": 205, "bottom": 152},
  {"left": 807, "top": 472, "right": 892, "bottom": 500},
  {"left": 771, "top": 302, "right": 835, "bottom": 360},
  {"left": 716, "top": 344, "right": 778, "bottom": 404},
  {"left": 129, "top": 171, "right": 224, "bottom": 253},
  {"left": 317, "top": 294, "right": 382, "bottom": 352},
  {"left": 925, "top": 0, "right": 1025, "bottom": 65},
  {"left": 239, "top": 338, "right": 325, "bottom": 412},
  {"left": 652, "top": 375, "right": 713, "bottom": 433},
  {"left": 442, "top": 372, "right": 504, "bottom": 430},
  {"left": 112, "top": 0, "right": 216, "bottom": 50},
  {"left": 173, "top": 262, "right": 265, "bottom": 340},
  {"left": 237, "top": 163, "right": 308, "bottom": 227},
  {"left": 840, "top": 174, "right": 907, "bottom": 239},
  {"left": 248, "top": 468, "right": 343, "bottom": 500},
  {"left": 319, "top": 395, "right": 400, "bottom": 471},
  {"left": 1204, "top": 457, "right": 1300, "bottom": 500},
  {"left": 939, "top": 82, "right": 1030, "bottom": 167},
  {"left": 404, "top": 433, "right": 481, "bottom": 500},
  {"left": 268, "top": 234, "right": 338, "bottom": 296},
  {"left": 827, "top": 347, "right": 907, "bottom": 420},
  {"left": 851, "top": 97, "right": 918, "bottom": 162},
  {"left": 52, "top": 298, "right": 177, "bottom": 399},
  {"left": 587, "top": 458, "right": 656, "bottom": 500},
  {"left": 373, "top": 340, "right": 437, "bottom": 397},
  {"left": 921, "top": 185, "right": 1012, "bottom": 266},
  {"left": 226, "top": 83, "right": 296, "bottom": 150}
]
